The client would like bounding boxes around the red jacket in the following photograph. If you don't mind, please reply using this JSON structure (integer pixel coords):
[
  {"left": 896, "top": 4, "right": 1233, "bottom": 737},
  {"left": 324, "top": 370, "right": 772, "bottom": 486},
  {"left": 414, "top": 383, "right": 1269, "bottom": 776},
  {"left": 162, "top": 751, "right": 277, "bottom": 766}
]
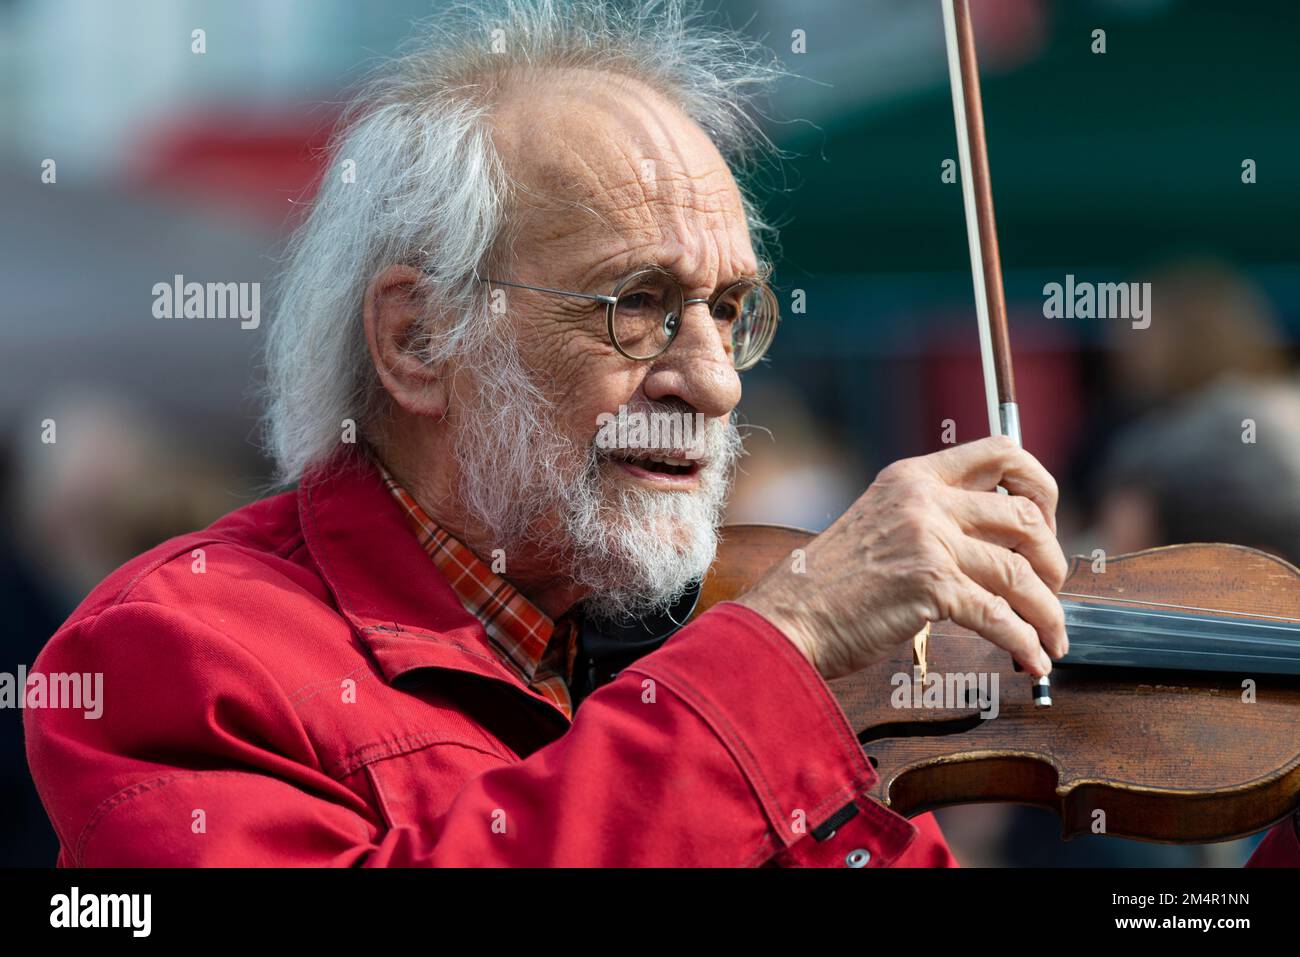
[{"left": 24, "top": 458, "right": 1299, "bottom": 866}]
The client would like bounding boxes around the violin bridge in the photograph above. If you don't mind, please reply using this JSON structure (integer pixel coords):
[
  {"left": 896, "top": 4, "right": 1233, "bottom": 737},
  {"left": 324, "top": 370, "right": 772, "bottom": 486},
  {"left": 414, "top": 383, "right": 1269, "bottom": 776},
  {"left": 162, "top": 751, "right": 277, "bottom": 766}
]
[{"left": 912, "top": 622, "right": 930, "bottom": 681}]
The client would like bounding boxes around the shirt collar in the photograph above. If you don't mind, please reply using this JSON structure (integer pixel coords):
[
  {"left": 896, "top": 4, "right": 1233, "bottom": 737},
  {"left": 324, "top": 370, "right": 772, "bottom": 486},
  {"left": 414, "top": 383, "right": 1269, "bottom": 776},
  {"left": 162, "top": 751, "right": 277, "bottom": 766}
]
[{"left": 377, "top": 463, "right": 560, "bottom": 685}]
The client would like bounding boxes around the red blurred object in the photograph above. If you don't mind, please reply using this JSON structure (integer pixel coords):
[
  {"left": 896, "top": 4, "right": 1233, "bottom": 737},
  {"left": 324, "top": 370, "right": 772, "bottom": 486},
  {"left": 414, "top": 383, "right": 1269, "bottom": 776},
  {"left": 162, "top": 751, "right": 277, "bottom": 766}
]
[
  {"left": 125, "top": 107, "right": 341, "bottom": 231},
  {"left": 922, "top": 313, "right": 1082, "bottom": 477},
  {"left": 970, "top": 0, "right": 1049, "bottom": 70}
]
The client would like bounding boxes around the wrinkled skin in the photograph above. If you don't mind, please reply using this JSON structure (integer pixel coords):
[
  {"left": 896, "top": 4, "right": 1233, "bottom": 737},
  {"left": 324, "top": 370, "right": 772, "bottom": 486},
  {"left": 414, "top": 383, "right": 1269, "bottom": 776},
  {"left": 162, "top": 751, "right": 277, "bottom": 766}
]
[
  {"left": 362, "top": 68, "right": 1068, "bottom": 678},
  {"left": 736, "top": 436, "right": 1068, "bottom": 680}
]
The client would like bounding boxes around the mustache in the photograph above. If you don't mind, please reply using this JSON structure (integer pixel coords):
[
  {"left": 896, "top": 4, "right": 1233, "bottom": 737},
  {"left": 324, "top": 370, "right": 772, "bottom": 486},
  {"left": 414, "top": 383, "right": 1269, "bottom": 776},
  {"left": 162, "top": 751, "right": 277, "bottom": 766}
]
[{"left": 590, "top": 402, "right": 738, "bottom": 469}]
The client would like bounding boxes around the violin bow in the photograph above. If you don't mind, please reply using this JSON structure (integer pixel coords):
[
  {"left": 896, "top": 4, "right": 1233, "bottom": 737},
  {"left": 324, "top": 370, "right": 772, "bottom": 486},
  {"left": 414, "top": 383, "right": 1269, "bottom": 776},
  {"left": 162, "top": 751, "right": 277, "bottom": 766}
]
[{"left": 940, "top": 0, "right": 1052, "bottom": 706}]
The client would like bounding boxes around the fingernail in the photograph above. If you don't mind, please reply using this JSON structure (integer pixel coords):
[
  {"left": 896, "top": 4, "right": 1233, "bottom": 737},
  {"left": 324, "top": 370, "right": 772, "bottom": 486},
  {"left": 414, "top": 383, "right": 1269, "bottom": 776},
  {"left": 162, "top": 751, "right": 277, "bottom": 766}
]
[{"left": 1039, "top": 651, "right": 1053, "bottom": 674}]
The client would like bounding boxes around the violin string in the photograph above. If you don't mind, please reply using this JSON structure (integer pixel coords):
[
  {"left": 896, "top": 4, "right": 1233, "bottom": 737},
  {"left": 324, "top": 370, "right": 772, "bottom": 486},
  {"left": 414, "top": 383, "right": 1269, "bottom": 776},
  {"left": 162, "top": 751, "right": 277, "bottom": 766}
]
[
  {"left": 1058, "top": 592, "right": 1300, "bottom": 625},
  {"left": 1064, "top": 604, "right": 1300, "bottom": 635}
]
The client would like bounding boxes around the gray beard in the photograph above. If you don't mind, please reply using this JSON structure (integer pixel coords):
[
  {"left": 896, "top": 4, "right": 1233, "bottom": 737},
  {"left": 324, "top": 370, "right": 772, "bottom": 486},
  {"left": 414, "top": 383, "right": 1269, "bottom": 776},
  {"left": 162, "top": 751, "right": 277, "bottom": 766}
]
[{"left": 450, "top": 349, "right": 742, "bottom": 624}]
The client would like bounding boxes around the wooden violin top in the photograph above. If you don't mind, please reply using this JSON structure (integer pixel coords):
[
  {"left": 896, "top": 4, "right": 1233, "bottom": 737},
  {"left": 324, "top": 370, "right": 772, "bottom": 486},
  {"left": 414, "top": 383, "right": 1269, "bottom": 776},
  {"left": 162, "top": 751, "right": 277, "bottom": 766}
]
[{"left": 697, "top": 526, "right": 1300, "bottom": 842}]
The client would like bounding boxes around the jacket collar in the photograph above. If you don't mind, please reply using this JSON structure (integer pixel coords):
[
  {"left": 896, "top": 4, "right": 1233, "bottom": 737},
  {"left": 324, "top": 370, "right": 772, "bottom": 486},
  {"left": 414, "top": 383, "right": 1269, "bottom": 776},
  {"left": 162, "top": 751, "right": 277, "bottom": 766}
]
[
  {"left": 375, "top": 462, "right": 562, "bottom": 685},
  {"left": 297, "top": 453, "right": 542, "bottom": 698}
]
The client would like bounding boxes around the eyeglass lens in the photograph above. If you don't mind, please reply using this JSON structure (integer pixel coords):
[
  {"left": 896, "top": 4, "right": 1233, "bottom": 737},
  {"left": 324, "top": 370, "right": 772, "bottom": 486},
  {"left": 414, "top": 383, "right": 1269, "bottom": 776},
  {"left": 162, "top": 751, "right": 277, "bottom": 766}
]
[{"left": 611, "top": 269, "right": 776, "bottom": 368}]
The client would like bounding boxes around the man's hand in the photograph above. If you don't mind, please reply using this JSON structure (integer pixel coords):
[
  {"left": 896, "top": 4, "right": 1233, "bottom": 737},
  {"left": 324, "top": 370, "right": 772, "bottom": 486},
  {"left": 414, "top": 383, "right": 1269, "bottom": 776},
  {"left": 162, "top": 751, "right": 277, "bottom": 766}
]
[{"left": 735, "top": 436, "right": 1070, "bottom": 682}]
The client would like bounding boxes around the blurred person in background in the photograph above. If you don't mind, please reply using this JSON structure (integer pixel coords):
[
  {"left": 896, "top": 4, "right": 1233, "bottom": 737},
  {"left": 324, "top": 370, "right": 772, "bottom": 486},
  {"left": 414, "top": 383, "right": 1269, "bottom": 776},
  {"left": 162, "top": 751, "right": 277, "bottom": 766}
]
[
  {"left": 1092, "top": 376, "right": 1300, "bottom": 566},
  {"left": 1107, "top": 261, "right": 1291, "bottom": 407},
  {"left": 1068, "top": 258, "right": 1293, "bottom": 518},
  {"left": 10, "top": 390, "right": 245, "bottom": 612}
]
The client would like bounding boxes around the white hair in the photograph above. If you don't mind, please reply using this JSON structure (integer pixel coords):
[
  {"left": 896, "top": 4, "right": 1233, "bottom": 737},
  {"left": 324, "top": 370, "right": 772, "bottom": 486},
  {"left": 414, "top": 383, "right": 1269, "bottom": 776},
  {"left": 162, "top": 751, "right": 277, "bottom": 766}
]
[{"left": 262, "top": 0, "right": 785, "bottom": 482}]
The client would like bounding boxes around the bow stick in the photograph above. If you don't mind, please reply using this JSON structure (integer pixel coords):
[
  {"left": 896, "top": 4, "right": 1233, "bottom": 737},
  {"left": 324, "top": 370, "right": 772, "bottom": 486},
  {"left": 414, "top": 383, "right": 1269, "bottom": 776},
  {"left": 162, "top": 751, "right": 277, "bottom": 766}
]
[{"left": 939, "top": 0, "right": 1051, "bottom": 705}]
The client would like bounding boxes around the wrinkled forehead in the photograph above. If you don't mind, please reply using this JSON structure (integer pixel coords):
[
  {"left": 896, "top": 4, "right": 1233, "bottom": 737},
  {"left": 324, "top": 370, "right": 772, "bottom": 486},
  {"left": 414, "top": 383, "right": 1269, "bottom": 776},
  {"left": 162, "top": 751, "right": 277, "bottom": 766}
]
[{"left": 489, "top": 69, "right": 756, "bottom": 276}]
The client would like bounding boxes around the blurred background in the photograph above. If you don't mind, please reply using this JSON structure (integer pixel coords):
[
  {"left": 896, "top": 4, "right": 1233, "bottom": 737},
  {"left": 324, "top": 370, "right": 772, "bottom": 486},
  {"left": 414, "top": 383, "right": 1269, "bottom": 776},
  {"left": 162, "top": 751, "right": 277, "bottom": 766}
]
[{"left": 1, "top": 0, "right": 1297, "bottom": 866}]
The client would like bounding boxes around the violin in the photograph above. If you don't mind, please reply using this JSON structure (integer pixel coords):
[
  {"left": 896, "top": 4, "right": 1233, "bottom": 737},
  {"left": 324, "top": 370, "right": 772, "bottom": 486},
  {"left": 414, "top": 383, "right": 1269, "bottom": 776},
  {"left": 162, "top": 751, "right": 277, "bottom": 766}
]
[
  {"left": 693, "top": 0, "right": 1300, "bottom": 843},
  {"left": 696, "top": 529, "right": 1300, "bottom": 842}
]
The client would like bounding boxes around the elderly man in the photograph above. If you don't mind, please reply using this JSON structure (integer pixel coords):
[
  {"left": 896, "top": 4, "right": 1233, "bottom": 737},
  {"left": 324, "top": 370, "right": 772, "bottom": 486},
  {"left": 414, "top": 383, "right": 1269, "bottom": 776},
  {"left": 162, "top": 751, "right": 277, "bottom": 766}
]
[{"left": 26, "top": 1, "right": 1299, "bottom": 866}]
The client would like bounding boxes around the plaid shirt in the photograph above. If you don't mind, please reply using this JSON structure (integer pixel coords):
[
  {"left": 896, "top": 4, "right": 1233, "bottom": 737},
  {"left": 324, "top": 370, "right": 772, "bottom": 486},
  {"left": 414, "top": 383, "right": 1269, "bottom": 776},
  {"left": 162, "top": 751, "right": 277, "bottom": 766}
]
[{"left": 380, "top": 465, "right": 579, "bottom": 720}]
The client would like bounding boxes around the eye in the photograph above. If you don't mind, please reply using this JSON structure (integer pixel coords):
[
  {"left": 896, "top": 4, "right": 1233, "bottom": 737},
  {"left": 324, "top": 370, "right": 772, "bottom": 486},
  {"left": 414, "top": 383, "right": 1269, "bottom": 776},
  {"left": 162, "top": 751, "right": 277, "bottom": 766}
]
[
  {"left": 712, "top": 285, "right": 753, "bottom": 323},
  {"left": 616, "top": 277, "right": 676, "bottom": 318},
  {"left": 619, "top": 291, "right": 656, "bottom": 312},
  {"left": 711, "top": 299, "right": 739, "bottom": 323}
]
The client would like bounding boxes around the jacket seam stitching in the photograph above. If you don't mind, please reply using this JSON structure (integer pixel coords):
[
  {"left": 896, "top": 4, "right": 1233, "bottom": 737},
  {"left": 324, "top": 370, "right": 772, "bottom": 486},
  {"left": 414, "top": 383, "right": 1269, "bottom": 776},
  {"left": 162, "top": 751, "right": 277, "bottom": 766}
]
[
  {"left": 338, "top": 732, "right": 510, "bottom": 778},
  {"left": 72, "top": 769, "right": 329, "bottom": 867},
  {"left": 286, "top": 666, "right": 376, "bottom": 706},
  {"left": 358, "top": 625, "right": 512, "bottom": 674},
  {"left": 110, "top": 530, "right": 304, "bottom": 608},
  {"left": 362, "top": 763, "right": 398, "bottom": 831},
  {"left": 713, "top": 603, "right": 876, "bottom": 777},
  {"left": 623, "top": 664, "right": 858, "bottom": 848},
  {"left": 59, "top": 601, "right": 330, "bottom": 862}
]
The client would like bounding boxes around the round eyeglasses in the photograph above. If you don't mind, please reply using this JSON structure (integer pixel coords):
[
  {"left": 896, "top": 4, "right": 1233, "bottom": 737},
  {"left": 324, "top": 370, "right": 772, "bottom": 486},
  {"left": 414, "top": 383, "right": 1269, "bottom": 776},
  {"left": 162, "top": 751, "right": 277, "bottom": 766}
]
[{"left": 478, "top": 265, "right": 779, "bottom": 371}]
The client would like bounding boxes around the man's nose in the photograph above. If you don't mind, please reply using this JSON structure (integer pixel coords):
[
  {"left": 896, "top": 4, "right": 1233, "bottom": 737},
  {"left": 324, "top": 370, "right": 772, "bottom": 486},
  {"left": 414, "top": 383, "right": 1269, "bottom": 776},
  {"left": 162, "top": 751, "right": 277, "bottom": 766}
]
[{"left": 639, "top": 301, "right": 742, "bottom": 418}]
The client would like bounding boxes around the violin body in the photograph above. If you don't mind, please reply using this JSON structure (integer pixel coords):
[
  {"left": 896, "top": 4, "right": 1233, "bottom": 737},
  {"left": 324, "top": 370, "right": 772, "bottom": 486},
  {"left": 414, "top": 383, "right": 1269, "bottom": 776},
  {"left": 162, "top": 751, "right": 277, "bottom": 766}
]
[{"left": 695, "top": 524, "right": 1300, "bottom": 843}]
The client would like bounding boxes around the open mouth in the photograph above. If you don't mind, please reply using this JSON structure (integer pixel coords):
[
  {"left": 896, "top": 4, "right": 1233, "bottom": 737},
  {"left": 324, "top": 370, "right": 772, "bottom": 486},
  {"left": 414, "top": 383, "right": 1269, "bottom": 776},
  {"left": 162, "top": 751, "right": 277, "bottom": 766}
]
[{"left": 607, "top": 451, "right": 703, "bottom": 479}]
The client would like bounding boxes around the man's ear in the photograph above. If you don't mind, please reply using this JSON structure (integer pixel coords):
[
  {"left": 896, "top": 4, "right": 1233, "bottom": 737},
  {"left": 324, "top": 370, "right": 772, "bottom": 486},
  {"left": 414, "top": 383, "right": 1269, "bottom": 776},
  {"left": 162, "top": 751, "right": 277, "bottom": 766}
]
[{"left": 363, "top": 265, "right": 450, "bottom": 419}]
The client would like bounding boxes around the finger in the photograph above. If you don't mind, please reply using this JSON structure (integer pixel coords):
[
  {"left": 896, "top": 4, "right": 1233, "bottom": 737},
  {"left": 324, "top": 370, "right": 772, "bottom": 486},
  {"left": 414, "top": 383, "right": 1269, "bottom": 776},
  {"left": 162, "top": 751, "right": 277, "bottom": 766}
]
[
  {"left": 925, "top": 437, "right": 1059, "bottom": 532},
  {"left": 946, "top": 489, "right": 1070, "bottom": 592},
  {"left": 941, "top": 571, "right": 1053, "bottom": 677},
  {"left": 949, "top": 533, "right": 1068, "bottom": 659}
]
